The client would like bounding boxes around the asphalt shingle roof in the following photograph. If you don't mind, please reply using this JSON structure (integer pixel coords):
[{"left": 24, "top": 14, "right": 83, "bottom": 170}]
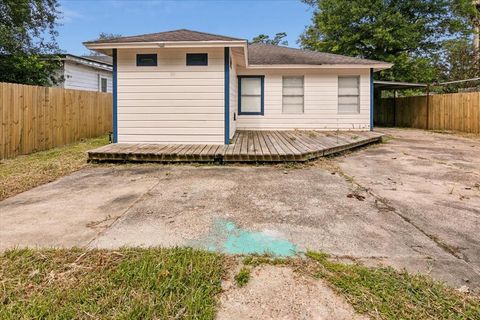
[
  {"left": 84, "top": 29, "right": 243, "bottom": 44},
  {"left": 84, "top": 29, "right": 389, "bottom": 66},
  {"left": 247, "top": 43, "right": 387, "bottom": 65}
]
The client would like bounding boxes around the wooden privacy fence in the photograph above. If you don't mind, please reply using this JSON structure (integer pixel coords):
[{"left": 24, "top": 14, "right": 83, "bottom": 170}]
[
  {"left": 374, "top": 92, "right": 480, "bottom": 134},
  {"left": 0, "top": 82, "right": 112, "bottom": 159}
]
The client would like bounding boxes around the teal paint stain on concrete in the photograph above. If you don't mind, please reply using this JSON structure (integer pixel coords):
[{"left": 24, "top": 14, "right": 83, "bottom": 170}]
[{"left": 203, "top": 219, "right": 297, "bottom": 257}]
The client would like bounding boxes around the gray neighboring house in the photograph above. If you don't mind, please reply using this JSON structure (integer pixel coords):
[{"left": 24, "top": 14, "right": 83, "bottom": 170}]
[{"left": 55, "top": 54, "right": 113, "bottom": 93}]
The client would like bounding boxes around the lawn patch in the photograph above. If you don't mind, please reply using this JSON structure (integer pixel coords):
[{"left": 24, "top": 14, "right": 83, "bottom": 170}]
[
  {"left": 234, "top": 267, "right": 251, "bottom": 287},
  {"left": 0, "top": 248, "right": 224, "bottom": 319},
  {"left": 307, "top": 251, "right": 480, "bottom": 320},
  {"left": 0, "top": 136, "right": 108, "bottom": 200}
]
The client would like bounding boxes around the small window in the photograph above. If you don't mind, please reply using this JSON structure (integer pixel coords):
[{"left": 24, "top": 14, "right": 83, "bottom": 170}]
[
  {"left": 100, "top": 77, "right": 108, "bottom": 92},
  {"left": 136, "top": 54, "right": 157, "bottom": 67},
  {"left": 283, "top": 76, "right": 304, "bottom": 114},
  {"left": 186, "top": 53, "right": 208, "bottom": 66},
  {"left": 238, "top": 76, "right": 264, "bottom": 115},
  {"left": 338, "top": 76, "right": 360, "bottom": 114}
]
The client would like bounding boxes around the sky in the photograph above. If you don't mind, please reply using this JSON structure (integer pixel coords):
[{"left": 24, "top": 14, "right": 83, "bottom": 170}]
[{"left": 58, "top": 0, "right": 314, "bottom": 55}]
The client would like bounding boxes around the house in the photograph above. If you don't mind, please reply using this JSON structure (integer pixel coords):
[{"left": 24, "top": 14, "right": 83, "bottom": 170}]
[
  {"left": 84, "top": 29, "right": 392, "bottom": 145},
  {"left": 55, "top": 54, "right": 113, "bottom": 93}
]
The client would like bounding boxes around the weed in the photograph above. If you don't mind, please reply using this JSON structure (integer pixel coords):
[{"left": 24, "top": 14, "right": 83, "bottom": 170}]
[{"left": 234, "top": 267, "right": 251, "bottom": 287}]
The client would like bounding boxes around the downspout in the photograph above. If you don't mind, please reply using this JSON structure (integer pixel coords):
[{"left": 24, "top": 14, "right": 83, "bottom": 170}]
[{"left": 112, "top": 49, "right": 118, "bottom": 143}]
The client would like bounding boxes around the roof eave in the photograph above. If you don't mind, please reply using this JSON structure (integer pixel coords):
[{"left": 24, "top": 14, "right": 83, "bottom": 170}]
[
  {"left": 84, "top": 40, "right": 248, "bottom": 52},
  {"left": 65, "top": 54, "right": 112, "bottom": 67},
  {"left": 64, "top": 55, "right": 113, "bottom": 71}
]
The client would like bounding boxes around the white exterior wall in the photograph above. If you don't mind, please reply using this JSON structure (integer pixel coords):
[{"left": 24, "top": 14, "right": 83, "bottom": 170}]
[
  {"left": 63, "top": 61, "right": 112, "bottom": 93},
  {"left": 116, "top": 47, "right": 225, "bottom": 144},
  {"left": 236, "top": 68, "right": 371, "bottom": 130}
]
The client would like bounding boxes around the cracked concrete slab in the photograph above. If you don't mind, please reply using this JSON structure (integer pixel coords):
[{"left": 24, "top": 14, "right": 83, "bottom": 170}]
[
  {"left": 1, "top": 128, "right": 479, "bottom": 293},
  {"left": 339, "top": 128, "right": 480, "bottom": 289},
  {"left": 0, "top": 168, "right": 159, "bottom": 248}
]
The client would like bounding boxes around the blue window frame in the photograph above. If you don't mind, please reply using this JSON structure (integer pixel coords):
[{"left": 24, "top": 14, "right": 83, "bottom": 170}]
[
  {"left": 136, "top": 54, "right": 157, "bottom": 67},
  {"left": 186, "top": 53, "right": 208, "bottom": 66},
  {"left": 238, "top": 75, "right": 265, "bottom": 116}
]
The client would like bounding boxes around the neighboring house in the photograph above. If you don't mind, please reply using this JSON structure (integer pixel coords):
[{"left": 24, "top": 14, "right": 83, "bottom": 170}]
[
  {"left": 84, "top": 29, "right": 392, "bottom": 144},
  {"left": 55, "top": 54, "right": 113, "bottom": 93}
]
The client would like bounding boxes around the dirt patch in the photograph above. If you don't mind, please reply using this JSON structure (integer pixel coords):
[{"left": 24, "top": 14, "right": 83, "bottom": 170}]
[{"left": 217, "top": 264, "right": 368, "bottom": 320}]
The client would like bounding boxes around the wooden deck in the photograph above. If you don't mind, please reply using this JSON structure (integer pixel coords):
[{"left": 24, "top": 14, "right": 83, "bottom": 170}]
[{"left": 88, "top": 130, "right": 384, "bottom": 163}]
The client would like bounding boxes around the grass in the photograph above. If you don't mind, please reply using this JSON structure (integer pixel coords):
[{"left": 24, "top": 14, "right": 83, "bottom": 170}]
[
  {"left": 307, "top": 251, "right": 480, "bottom": 320},
  {"left": 234, "top": 267, "right": 251, "bottom": 287},
  {"left": 0, "top": 136, "right": 108, "bottom": 201},
  {"left": 1, "top": 248, "right": 479, "bottom": 319},
  {"left": 0, "top": 248, "right": 224, "bottom": 320}
]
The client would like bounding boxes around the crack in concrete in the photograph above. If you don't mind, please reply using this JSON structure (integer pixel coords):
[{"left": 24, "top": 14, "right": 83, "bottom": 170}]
[
  {"left": 85, "top": 174, "right": 163, "bottom": 248},
  {"left": 336, "top": 168, "right": 480, "bottom": 278},
  {"left": 401, "top": 151, "right": 480, "bottom": 179}
]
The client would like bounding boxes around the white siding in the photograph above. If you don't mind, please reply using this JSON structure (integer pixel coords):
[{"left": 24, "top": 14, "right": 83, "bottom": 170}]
[
  {"left": 63, "top": 61, "right": 112, "bottom": 93},
  {"left": 236, "top": 68, "right": 371, "bottom": 130},
  {"left": 117, "top": 48, "right": 225, "bottom": 144}
]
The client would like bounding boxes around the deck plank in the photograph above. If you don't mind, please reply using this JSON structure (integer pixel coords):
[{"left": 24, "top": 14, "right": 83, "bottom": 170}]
[
  {"left": 239, "top": 131, "right": 249, "bottom": 161},
  {"left": 270, "top": 131, "right": 299, "bottom": 161},
  {"left": 259, "top": 131, "right": 279, "bottom": 161},
  {"left": 256, "top": 131, "right": 271, "bottom": 161}
]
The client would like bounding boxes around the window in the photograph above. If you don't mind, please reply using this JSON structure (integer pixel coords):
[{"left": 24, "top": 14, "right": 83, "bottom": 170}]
[
  {"left": 100, "top": 77, "right": 108, "bottom": 93},
  {"left": 338, "top": 76, "right": 360, "bottom": 114},
  {"left": 238, "top": 76, "right": 264, "bottom": 115},
  {"left": 282, "top": 76, "right": 304, "bottom": 114},
  {"left": 186, "top": 53, "right": 208, "bottom": 66},
  {"left": 136, "top": 54, "right": 157, "bottom": 67}
]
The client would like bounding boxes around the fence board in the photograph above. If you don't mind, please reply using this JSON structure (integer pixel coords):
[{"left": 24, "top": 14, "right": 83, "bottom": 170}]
[
  {"left": 0, "top": 82, "right": 112, "bottom": 159},
  {"left": 375, "top": 92, "right": 480, "bottom": 134}
]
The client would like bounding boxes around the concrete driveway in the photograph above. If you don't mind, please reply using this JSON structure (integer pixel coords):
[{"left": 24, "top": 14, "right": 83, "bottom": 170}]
[{"left": 1, "top": 128, "right": 479, "bottom": 292}]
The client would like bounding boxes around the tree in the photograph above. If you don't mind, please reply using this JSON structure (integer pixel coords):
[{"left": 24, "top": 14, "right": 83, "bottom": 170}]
[
  {"left": 87, "top": 33, "right": 123, "bottom": 56},
  {"left": 299, "top": 0, "right": 478, "bottom": 83},
  {"left": 252, "top": 32, "right": 288, "bottom": 46},
  {"left": 96, "top": 32, "right": 123, "bottom": 41},
  {"left": 0, "top": 0, "right": 62, "bottom": 85},
  {"left": 435, "top": 38, "right": 480, "bottom": 92}
]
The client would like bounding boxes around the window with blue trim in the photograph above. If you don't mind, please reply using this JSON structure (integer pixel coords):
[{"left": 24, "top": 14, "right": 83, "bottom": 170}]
[
  {"left": 136, "top": 54, "right": 157, "bottom": 67},
  {"left": 238, "top": 76, "right": 264, "bottom": 115},
  {"left": 186, "top": 53, "right": 208, "bottom": 66}
]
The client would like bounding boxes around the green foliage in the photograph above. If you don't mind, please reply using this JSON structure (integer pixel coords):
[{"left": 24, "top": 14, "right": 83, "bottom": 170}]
[
  {"left": 234, "top": 267, "right": 251, "bottom": 287},
  {"left": 307, "top": 251, "right": 480, "bottom": 320},
  {"left": 300, "top": 0, "right": 478, "bottom": 83},
  {"left": 435, "top": 38, "right": 480, "bottom": 92},
  {"left": 0, "top": 53, "right": 62, "bottom": 85},
  {"left": 0, "top": 248, "right": 224, "bottom": 319},
  {"left": 252, "top": 32, "right": 288, "bottom": 46},
  {"left": 0, "top": 0, "right": 62, "bottom": 85},
  {"left": 243, "top": 255, "right": 289, "bottom": 267},
  {"left": 96, "top": 32, "right": 123, "bottom": 40}
]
